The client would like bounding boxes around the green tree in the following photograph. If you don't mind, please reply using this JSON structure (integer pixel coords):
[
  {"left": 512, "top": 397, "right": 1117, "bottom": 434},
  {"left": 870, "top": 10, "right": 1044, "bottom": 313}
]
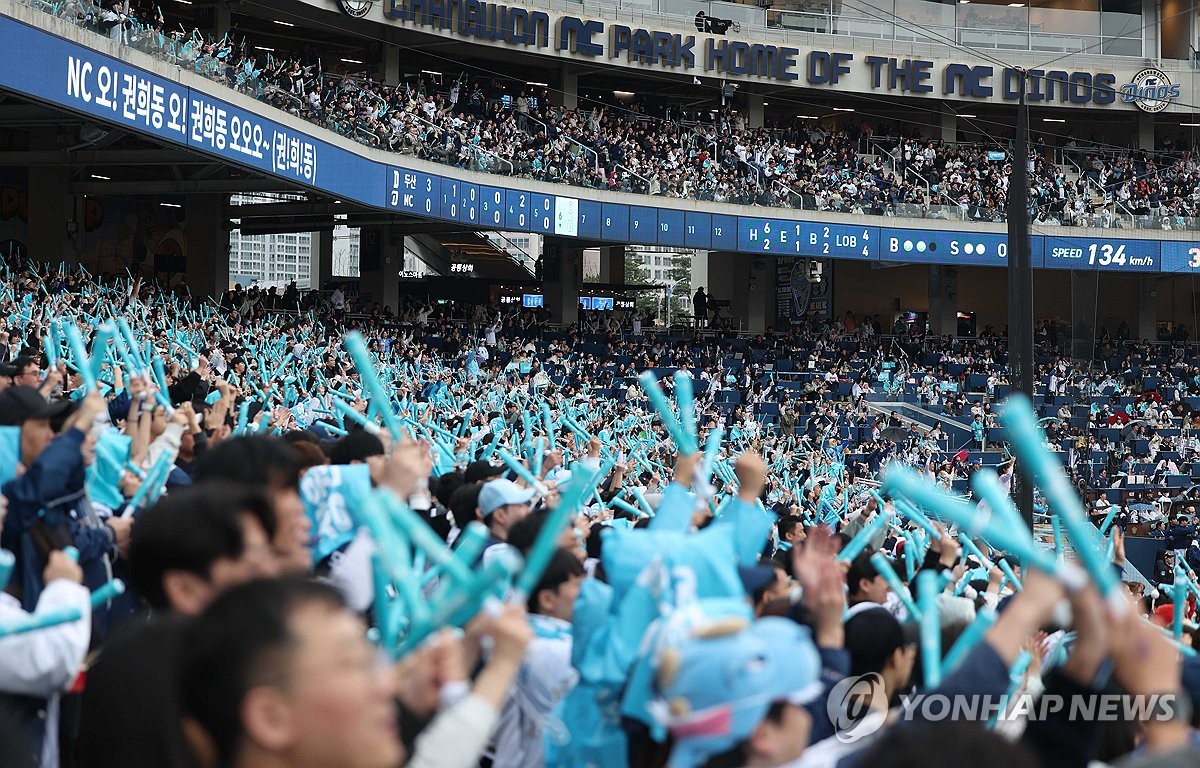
[{"left": 624, "top": 251, "right": 650, "bottom": 285}]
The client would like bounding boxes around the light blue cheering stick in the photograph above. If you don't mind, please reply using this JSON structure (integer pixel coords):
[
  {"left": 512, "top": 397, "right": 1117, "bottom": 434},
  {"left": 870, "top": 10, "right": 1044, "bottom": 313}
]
[
  {"left": 941, "top": 606, "right": 998, "bottom": 675},
  {"left": 1097, "top": 506, "right": 1119, "bottom": 537},
  {"left": 883, "top": 466, "right": 1064, "bottom": 581},
  {"left": 495, "top": 448, "right": 549, "bottom": 495},
  {"left": 515, "top": 471, "right": 597, "bottom": 599},
  {"left": 890, "top": 495, "right": 944, "bottom": 540},
  {"left": 0, "top": 550, "right": 13, "bottom": 593},
  {"left": 638, "top": 372, "right": 694, "bottom": 454},
  {"left": 871, "top": 553, "right": 921, "bottom": 619},
  {"left": 901, "top": 531, "right": 918, "bottom": 581},
  {"left": 378, "top": 492, "right": 476, "bottom": 590},
  {"left": 999, "top": 396, "right": 1124, "bottom": 613},
  {"left": 332, "top": 398, "right": 381, "bottom": 436},
  {"left": 916, "top": 570, "right": 942, "bottom": 689},
  {"left": 987, "top": 650, "right": 1033, "bottom": 729},
  {"left": 673, "top": 370, "right": 699, "bottom": 455},
  {"left": 420, "top": 522, "right": 490, "bottom": 589},
  {"left": 119, "top": 445, "right": 176, "bottom": 518},
  {"left": 629, "top": 486, "right": 656, "bottom": 518},
  {"left": 62, "top": 322, "right": 97, "bottom": 394},
  {"left": 356, "top": 496, "right": 428, "bottom": 653},
  {"left": 150, "top": 357, "right": 175, "bottom": 415},
  {"left": 0, "top": 580, "right": 126, "bottom": 639},
  {"left": 611, "top": 497, "right": 649, "bottom": 519},
  {"left": 235, "top": 399, "right": 251, "bottom": 435},
  {"left": 1051, "top": 515, "right": 1064, "bottom": 562},
  {"left": 837, "top": 508, "right": 894, "bottom": 563},
  {"left": 44, "top": 323, "right": 59, "bottom": 370},
  {"left": 998, "top": 559, "right": 1023, "bottom": 591},
  {"left": 371, "top": 555, "right": 402, "bottom": 649},
  {"left": 411, "top": 552, "right": 522, "bottom": 652},
  {"left": 530, "top": 436, "right": 547, "bottom": 479},
  {"left": 958, "top": 533, "right": 993, "bottom": 568},
  {"left": 88, "top": 323, "right": 116, "bottom": 384},
  {"left": 1171, "top": 565, "right": 1189, "bottom": 639},
  {"left": 343, "top": 333, "right": 402, "bottom": 441},
  {"left": 697, "top": 426, "right": 724, "bottom": 500}
]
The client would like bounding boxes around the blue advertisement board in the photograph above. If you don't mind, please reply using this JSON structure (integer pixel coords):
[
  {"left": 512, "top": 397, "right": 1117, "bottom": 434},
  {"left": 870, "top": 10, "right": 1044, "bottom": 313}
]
[{"left": 0, "top": 12, "right": 1194, "bottom": 277}]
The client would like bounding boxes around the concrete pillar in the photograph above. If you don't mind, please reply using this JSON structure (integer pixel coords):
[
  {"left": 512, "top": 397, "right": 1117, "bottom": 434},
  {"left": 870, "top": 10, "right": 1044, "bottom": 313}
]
[
  {"left": 382, "top": 44, "right": 401, "bottom": 88},
  {"left": 558, "top": 64, "right": 578, "bottom": 110},
  {"left": 927, "top": 265, "right": 958, "bottom": 336},
  {"left": 1137, "top": 113, "right": 1155, "bottom": 151},
  {"left": 28, "top": 133, "right": 78, "bottom": 272},
  {"left": 941, "top": 109, "right": 957, "bottom": 142},
  {"left": 357, "top": 226, "right": 401, "bottom": 313},
  {"left": 1070, "top": 270, "right": 1099, "bottom": 359},
  {"left": 184, "top": 194, "right": 228, "bottom": 301},
  {"left": 597, "top": 245, "right": 625, "bottom": 284},
  {"left": 701, "top": 251, "right": 772, "bottom": 333},
  {"left": 1137, "top": 277, "right": 1157, "bottom": 342},
  {"left": 309, "top": 229, "right": 335, "bottom": 290},
  {"left": 542, "top": 237, "right": 581, "bottom": 325},
  {"left": 744, "top": 94, "right": 764, "bottom": 129},
  {"left": 746, "top": 256, "right": 775, "bottom": 333},
  {"left": 195, "top": 1, "right": 231, "bottom": 38}
]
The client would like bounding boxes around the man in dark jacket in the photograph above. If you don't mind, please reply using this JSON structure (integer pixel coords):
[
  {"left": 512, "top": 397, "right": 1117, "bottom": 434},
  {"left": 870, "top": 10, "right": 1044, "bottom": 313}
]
[{"left": 0, "top": 387, "right": 124, "bottom": 611}]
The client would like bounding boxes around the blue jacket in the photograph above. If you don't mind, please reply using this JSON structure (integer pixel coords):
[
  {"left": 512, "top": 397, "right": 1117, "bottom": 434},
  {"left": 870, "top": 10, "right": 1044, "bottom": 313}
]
[{"left": 1, "top": 428, "right": 87, "bottom": 611}]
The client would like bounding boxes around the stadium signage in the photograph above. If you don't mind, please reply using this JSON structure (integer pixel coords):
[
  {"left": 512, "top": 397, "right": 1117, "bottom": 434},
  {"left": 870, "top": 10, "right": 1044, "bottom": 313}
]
[
  {"left": 1120, "top": 68, "right": 1178, "bottom": 113},
  {"left": 9, "top": 12, "right": 1198, "bottom": 278},
  {"left": 365, "top": 2, "right": 1122, "bottom": 104}
]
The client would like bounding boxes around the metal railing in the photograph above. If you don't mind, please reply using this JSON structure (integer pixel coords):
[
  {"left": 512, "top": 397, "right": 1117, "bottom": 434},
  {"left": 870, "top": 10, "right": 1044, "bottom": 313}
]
[{"left": 24, "top": 0, "right": 1193, "bottom": 231}]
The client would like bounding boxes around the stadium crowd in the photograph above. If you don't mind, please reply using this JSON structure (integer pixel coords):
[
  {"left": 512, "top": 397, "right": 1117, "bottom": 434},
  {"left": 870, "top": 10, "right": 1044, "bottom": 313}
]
[
  {"left": 0, "top": 256, "right": 1198, "bottom": 768},
  {"left": 39, "top": 0, "right": 1200, "bottom": 230}
]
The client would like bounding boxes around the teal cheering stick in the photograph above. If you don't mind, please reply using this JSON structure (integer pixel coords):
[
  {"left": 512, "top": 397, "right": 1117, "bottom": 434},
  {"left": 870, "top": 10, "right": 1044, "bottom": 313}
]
[
  {"left": 530, "top": 437, "right": 547, "bottom": 479},
  {"left": 998, "top": 559, "right": 1023, "bottom": 591},
  {"left": 901, "top": 531, "right": 917, "bottom": 581},
  {"left": 1097, "top": 506, "right": 1119, "bottom": 537},
  {"left": 673, "top": 370, "right": 699, "bottom": 454},
  {"left": 377, "top": 491, "right": 476, "bottom": 590},
  {"left": 611, "top": 497, "right": 649, "bottom": 519},
  {"left": 514, "top": 471, "right": 597, "bottom": 600},
  {"left": 354, "top": 493, "right": 428, "bottom": 654},
  {"left": 890, "top": 496, "right": 944, "bottom": 540},
  {"left": 343, "top": 333, "right": 403, "bottom": 441},
  {"left": 0, "top": 580, "right": 126, "bottom": 639},
  {"left": 120, "top": 451, "right": 174, "bottom": 519},
  {"left": 999, "top": 396, "right": 1124, "bottom": 613},
  {"left": 941, "top": 607, "right": 998, "bottom": 675},
  {"left": 916, "top": 570, "right": 942, "bottom": 689},
  {"left": 836, "top": 508, "right": 894, "bottom": 563},
  {"left": 495, "top": 448, "right": 548, "bottom": 495},
  {"left": 958, "top": 533, "right": 993, "bottom": 568},
  {"left": 89, "top": 324, "right": 117, "bottom": 385},
  {"left": 62, "top": 322, "right": 97, "bottom": 394},
  {"left": 638, "top": 372, "right": 694, "bottom": 454},
  {"left": 332, "top": 398, "right": 382, "bottom": 436},
  {"left": 420, "top": 523, "right": 490, "bottom": 589},
  {"left": 1171, "top": 565, "right": 1188, "bottom": 639},
  {"left": 870, "top": 553, "right": 921, "bottom": 619},
  {"left": 883, "top": 466, "right": 1063, "bottom": 580},
  {"left": 0, "top": 550, "right": 13, "bottom": 592},
  {"left": 151, "top": 357, "right": 175, "bottom": 415}
]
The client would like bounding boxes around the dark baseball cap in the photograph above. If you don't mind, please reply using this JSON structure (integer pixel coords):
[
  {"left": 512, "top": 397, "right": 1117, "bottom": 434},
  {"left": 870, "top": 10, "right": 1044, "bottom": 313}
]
[
  {"left": 0, "top": 386, "right": 75, "bottom": 426},
  {"left": 463, "top": 460, "right": 505, "bottom": 484},
  {"left": 844, "top": 607, "right": 920, "bottom": 677}
]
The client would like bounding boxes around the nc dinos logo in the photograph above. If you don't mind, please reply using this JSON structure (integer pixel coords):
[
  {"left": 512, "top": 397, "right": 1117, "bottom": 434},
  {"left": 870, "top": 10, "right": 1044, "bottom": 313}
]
[
  {"left": 1120, "top": 68, "right": 1179, "bottom": 113},
  {"left": 336, "top": 0, "right": 373, "bottom": 18}
]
